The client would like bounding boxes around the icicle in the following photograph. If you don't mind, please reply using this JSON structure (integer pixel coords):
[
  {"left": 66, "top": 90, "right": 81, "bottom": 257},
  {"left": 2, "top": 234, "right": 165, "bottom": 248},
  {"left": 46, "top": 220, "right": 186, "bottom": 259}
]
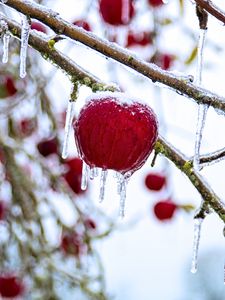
[
  {"left": 62, "top": 101, "right": 74, "bottom": 159},
  {"left": 122, "top": 0, "right": 129, "bottom": 24},
  {"left": 2, "top": 32, "right": 10, "bottom": 63},
  {"left": 19, "top": 15, "right": 30, "bottom": 78},
  {"left": 99, "top": 169, "right": 108, "bottom": 203},
  {"left": 90, "top": 167, "right": 99, "bottom": 180},
  {"left": 81, "top": 161, "right": 89, "bottom": 191},
  {"left": 193, "top": 29, "right": 207, "bottom": 171},
  {"left": 118, "top": 175, "right": 127, "bottom": 218},
  {"left": 191, "top": 218, "right": 203, "bottom": 274}
]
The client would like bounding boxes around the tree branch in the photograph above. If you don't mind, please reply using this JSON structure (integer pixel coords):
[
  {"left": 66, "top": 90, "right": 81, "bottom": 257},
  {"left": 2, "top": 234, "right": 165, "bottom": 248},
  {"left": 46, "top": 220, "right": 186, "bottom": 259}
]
[
  {"left": 155, "top": 137, "right": 225, "bottom": 222},
  {"left": 1, "top": 10, "right": 225, "bottom": 222},
  {"left": 0, "top": 13, "right": 116, "bottom": 92},
  {"left": 4, "top": 0, "right": 225, "bottom": 114},
  {"left": 194, "top": 0, "right": 225, "bottom": 24}
]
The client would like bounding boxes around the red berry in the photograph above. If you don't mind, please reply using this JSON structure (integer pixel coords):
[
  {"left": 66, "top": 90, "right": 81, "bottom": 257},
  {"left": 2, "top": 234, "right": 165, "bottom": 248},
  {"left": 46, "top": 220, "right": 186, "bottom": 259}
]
[
  {"left": 73, "top": 93, "right": 158, "bottom": 175},
  {"left": 19, "top": 118, "right": 36, "bottom": 137},
  {"left": 99, "top": 0, "right": 135, "bottom": 26},
  {"left": 5, "top": 77, "right": 17, "bottom": 97},
  {"left": 61, "top": 232, "right": 85, "bottom": 257},
  {"left": 145, "top": 173, "right": 166, "bottom": 191},
  {"left": 126, "top": 31, "right": 153, "bottom": 47},
  {"left": 148, "top": 0, "right": 164, "bottom": 8},
  {"left": 63, "top": 157, "right": 83, "bottom": 174},
  {"left": 31, "top": 21, "right": 47, "bottom": 33},
  {"left": 0, "top": 274, "right": 24, "bottom": 298},
  {"left": 37, "top": 137, "right": 58, "bottom": 157},
  {"left": 63, "top": 169, "right": 84, "bottom": 195},
  {"left": 73, "top": 20, "right": 91, "bottom": 31},
  {"left": 0, "top": 201, "right": 7, "bottom": 221},
  {"left": 151, "top": 53, "right": 174, "bottom": 70},
  {"left": 84, "top": 218, "right": 97, "bottom": 230},
  {"left": 153, "top": 200, "right": 177, "bottom": 221}
]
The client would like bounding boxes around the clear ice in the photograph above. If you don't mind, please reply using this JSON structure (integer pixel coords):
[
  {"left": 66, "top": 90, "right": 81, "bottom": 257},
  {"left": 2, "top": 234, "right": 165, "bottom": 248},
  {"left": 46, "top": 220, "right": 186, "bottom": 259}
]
[
  {"left": 20, "top": 15, "right": 30, "bottom": 78},
  {"left": 193, "top": 29, "right": 207, "bottom": 171},
  {"left": 62, "top": 101, "right": 74, "bottom": 159},
  {"left": 81, "top": 161, "right": 89, "bottom": 191},
  {"left": 191, "top": 218, "right": 203, "bottom": 274},
  {"left": 99, "top": 169, "right": 108, "bottom": 203},
  {"left": 2, "top": 32, "right": 10, "bottom": 64}
]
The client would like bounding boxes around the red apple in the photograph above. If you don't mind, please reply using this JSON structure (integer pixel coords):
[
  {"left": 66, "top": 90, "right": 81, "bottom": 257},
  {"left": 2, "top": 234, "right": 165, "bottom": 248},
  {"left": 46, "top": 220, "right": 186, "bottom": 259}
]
[
  {"left": 0, "top": 274, "right": 24, "bottom": 298},
  {"left": 31, "top": 21, "right": 47, "bottom": 34},
  {"left": 153, "top": 200, "right": 177, "bottom": 221},
  {"left": 99, "top": 0, "right": 135, "bottom": 26},
  {"left": 73, "top": 92, "right": 158, "bottom": 175},
  {"left": 37, "top": 137, "right": 58, "bottom": 157},
  {"left": 73, "top": 20, "right": 91, "bottom": 31},
  {"left": 145, "top": 173, "right": 166, "bottom": 191}
]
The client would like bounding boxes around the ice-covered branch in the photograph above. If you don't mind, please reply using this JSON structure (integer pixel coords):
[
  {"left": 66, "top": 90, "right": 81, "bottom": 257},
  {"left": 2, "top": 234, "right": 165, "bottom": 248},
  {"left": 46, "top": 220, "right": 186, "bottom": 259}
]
[
  {"left": 2, "top": 14, "right": 225, "bottom": 223},
  {"left": 155, "top": 137, "right": 225, "bottom": 222},
  {"left": 4, "top": 0, "right": 225, "bottom": 114},
  {"left": 194, "top": 0, "right": 225, "bottom": 25},
  {"left": 0, "top": 14, "right": 114, "bottom": 92}
]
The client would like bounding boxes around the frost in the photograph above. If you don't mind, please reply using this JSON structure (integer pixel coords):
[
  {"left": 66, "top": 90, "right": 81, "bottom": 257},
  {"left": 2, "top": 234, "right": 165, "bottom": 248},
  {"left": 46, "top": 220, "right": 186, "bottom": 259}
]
[
  {"left": 99, "top": 169, "right": 108, "bottom": 203},
  {"left": 19, "top": 15, "right": 30, "bottom": 79},
  {"left": 2, "top": 32, "right": 10, "bottom": 63},
  {"left": 193, "top": 29, "right": 207, "bottom": 171},
  {"left": 62, "top": 101, "right": 74, "bottom": 159},
  {"left": 191, "top": 218, "right": 203, "bottom": 274},
  {"left": 81, "top": 161, "right": 89, "bottom": 191}
]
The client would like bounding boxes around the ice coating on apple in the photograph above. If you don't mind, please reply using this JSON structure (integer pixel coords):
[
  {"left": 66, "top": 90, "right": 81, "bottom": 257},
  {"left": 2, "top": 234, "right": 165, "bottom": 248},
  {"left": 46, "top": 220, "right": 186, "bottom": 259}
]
[{"left": 73, "top": 92, "right": 158, "bottom": 216}]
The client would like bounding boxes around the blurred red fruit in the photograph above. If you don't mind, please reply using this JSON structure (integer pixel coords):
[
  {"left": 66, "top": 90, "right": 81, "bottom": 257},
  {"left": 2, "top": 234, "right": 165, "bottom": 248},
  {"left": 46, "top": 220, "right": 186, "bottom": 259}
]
[
  {"left": 126, "top": 31, "right": 153, "bottom": 47},
  {"left": 61, "top": 232, "right": 85, "bottom": 257},
  {"left": 31, "top": 21, "right": 47, "bottom": 33},
  {"left": 5, "top": 77, "right": 17, "bottom": 97},
  {"left": 0, "top": 201, "right": 7, "bottom": 221},
  {"left": 73, "top": 20, "right": 91, "bottom": 31},
  {"left": 0, "top": 274, "right": 24, "bottom": 298},
  {"left": 63, "top": 169, "right": 84, "bottom": 195},
  {"left": 37, "top": 137, "right": 58, "bottom": 157},
  {"left": 153, "top": 200, "right": 177, "bottom": 221},
  {"left": 63, "top": 157, "right": 83, "bottom": 174},
  {"left": 19, "top": 118, "right": 36, "bottom": 137},
  {"left": 151, "top": 53, "right": 174, "bottom": 70},
  {"left": 99, "top": 0, "right": 135, "bottom": 26},
  {"left": 73, "top": 93, "right": 158, "bottom": 175},
  {"left": 145, "top": 173, "right": 166, "bottom": 191},
  {"left": 84, "top": 218, "right": 97, "bottom": 230},
  {"left": 148, "top": 0, "right": 164, "bottom": 8}
]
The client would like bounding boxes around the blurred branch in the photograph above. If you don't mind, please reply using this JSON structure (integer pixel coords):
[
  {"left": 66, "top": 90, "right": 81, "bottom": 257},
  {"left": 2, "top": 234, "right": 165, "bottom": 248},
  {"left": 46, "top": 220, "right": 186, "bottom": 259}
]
[
  {"left": 194, "top": 0, "right": 225, "bottom": 24},
  {"left": 4, "top": 0, "right": 225, "bottom": 114}
]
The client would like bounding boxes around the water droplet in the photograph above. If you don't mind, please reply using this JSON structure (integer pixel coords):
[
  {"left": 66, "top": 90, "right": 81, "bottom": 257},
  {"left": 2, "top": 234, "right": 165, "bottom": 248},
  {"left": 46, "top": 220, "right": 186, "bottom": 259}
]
[
  {"left": 62, "top": 101, "right": 74, "bottom": 159},
  {"left": 99, "top": 169, "right": 108, "bottom": 203},
  {"left": 191, "top": 218, "right": 203, "bottom": 274}
]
